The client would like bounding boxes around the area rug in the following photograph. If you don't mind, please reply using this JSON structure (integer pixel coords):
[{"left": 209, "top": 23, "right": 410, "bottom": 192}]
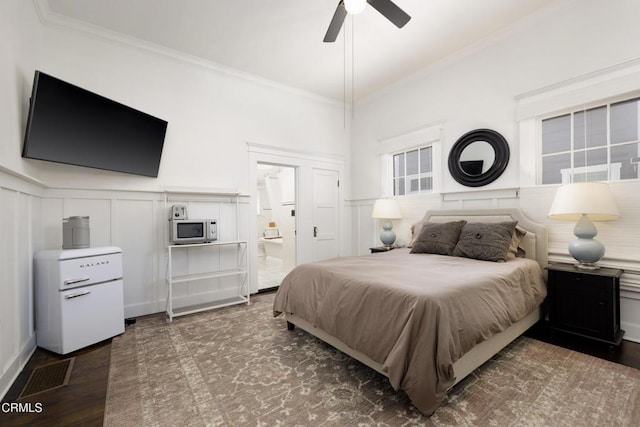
[{"left": 104, "top": 293, "right": 640, "bottom": 426}]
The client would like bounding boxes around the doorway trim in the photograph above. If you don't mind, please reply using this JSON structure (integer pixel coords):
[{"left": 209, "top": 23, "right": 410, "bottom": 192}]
[{"left": 247, "top": 142, "right": 345, "bottom": 294}]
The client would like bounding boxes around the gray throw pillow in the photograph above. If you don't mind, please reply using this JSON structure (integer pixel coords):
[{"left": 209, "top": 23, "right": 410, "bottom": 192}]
[
  {"left": 410, "top": 221, "right": 467, "bottom": 256},
  {"left": 452, "top": 221, "right": 517, "bottom": 262}
]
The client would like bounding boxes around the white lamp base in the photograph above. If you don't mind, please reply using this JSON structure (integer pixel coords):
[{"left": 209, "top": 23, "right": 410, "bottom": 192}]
[
  {"left": 379, "top": 221, "right": 396, "bottom": 248},
  {"left": 569, "top": 214, "right": 605, "bottom": 270}
]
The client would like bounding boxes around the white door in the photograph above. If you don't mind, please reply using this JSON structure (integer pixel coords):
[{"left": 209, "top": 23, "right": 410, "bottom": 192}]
[{"left": 312, "top": 168, "right": 340, "bottom": 262}]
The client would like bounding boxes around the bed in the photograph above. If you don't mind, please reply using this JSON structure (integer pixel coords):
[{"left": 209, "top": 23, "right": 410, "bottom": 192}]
[{"left": 273, "top": 208, "right": 548, "bottom": 415}]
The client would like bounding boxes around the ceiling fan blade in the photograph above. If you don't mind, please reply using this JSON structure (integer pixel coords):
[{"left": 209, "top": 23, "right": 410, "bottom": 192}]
[
  {"left": 367, "top": 0, "right": 411, "bottom": 28},
  {"left": 323, "top": 1, "right": 347, "bottom": 43}
]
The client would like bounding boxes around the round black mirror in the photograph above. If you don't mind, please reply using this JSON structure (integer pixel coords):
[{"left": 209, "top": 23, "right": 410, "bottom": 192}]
[{"left": 448, "top": 129, "right": 509, "bottom": 187}]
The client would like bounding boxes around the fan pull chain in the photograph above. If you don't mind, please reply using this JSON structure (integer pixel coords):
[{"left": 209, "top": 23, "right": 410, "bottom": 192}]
[
  {"left": 352, "top": 16, "right": 355, "bottom": 121},
  {"left": 343, "top": 17, "right": 347, "bottom": 128}
]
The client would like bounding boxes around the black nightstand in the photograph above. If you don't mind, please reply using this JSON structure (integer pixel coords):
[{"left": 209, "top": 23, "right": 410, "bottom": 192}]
[
  {"left": 546, "top": 263, "right": 624, "bottom": 346},
  {"left": 370, "top": 246, "right": 393, "bottom": 253}
]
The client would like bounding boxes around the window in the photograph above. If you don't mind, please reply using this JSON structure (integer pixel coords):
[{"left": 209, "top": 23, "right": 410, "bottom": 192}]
[
  {"left": 541, "top": 98, "right": 640, "bottom": 184},
  {"left": 392, "top": 146, "right": 433, "bottom": 195},
  {"left": 377, "top": 123, "right": 441, "bottom": 196}
]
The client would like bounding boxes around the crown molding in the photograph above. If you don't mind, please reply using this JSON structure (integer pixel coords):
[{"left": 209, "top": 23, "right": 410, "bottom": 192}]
[{"left": 31, "top": 0, "right": 343, "bottom": 108}]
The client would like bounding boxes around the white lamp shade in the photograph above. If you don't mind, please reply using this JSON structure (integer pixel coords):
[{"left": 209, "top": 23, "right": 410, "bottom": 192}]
[
  {"left": 548, "top": 182, "right": 621, "bottom": 221},
  {"left": 371, "top": 199, "right": 402, "bottom": 219},
  {"left": 344, "top": 0, "right": 367, "bottom": 14}
]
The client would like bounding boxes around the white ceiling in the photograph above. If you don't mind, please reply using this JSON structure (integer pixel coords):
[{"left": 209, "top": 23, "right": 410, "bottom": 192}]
[{"left": 44, "top": 0, "right": 555, "bottom": 102}]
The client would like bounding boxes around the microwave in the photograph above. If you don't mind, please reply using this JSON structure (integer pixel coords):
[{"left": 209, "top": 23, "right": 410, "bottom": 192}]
[{"left": 170, "top": 219, "right": 217, "bottom": 244}]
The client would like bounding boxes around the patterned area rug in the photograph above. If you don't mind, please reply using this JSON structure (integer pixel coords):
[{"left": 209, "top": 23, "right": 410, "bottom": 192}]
[{"left": 104, "top": 293, "right": 640, "bottom": 426}]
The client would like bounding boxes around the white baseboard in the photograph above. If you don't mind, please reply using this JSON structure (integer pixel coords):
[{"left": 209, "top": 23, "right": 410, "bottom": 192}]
[
  {"left": 124, "top": 287, "right": 242, "bottom": 319},
  {"left": 0, "top": 334, "right": 37, "bottom": 401},
  {"left": 621, "top": 321, "right": 640, "bottom": 344}
]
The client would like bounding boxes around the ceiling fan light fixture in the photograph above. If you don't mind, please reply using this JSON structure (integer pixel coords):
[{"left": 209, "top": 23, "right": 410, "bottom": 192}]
[
  {"left": 344, "top": 0, "right": 367, "bottom": 15},
  {"left": 324, "top": 0, "right": 411, "bottom": 43}
]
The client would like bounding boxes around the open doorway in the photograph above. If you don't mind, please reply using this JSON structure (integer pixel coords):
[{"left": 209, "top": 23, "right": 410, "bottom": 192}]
[{"left": 256, "top": 163, "right": 296, "bottom": 290}]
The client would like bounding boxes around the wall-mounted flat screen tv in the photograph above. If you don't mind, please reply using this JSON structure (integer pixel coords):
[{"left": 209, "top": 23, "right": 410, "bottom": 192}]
[{"left": 22, "top": 71, "right": 168, "bottom": 177}]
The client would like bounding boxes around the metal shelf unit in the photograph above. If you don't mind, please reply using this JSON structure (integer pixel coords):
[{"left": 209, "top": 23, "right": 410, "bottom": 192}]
[
  {"left": 166, "top": 240, "right": 249, "bottom": 322},
  {"left": 163, "top": 189, "right": 249, "bottom": 322}
]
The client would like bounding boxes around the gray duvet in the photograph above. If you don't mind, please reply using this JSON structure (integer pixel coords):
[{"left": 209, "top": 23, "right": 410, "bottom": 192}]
[{"left": 273, "top": 248, "right": 546, "bottom": 415}]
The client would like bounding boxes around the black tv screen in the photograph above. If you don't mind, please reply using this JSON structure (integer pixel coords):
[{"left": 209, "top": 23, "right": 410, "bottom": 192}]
[{"left": 22, "top": 71, "right": 167, "bottom": 177}]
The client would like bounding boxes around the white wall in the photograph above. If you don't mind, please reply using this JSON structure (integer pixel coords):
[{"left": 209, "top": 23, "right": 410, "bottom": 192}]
[
  {"left": 0, "top": 0, "right": 45, "bottom": 401},
  {"left": 350, "top": 0, "right": 640, "bottom": 341},
  {"left": 23, "top": 3, "right": 350, "bottom": 305},
  {"left": 352, "top": 0, "right": 640, "bottom": 198},
  {"left": 0, "top": 0, "right": 350, "bottom": 400},
  {"left": 0, "top": 0, "right": 43, "bottom": 180},
  {"left": 34, "top": 6, "right": 350, "bottom": 193}
]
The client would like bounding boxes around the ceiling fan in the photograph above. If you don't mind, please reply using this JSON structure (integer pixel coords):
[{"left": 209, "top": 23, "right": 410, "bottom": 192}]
[{"left": 323, "top": 0, "right": 411, "bottom": 43}]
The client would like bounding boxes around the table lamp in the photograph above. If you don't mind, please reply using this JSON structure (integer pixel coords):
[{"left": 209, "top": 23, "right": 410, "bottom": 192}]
[
  {"left": 548, "top": 182, "right": 620, "bottom": 270},
  {"left": 371, "top": 199, "right": 402, "bottom": 247}
]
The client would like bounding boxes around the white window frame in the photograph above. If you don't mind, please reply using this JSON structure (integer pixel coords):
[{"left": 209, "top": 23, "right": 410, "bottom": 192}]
[
  {"left": 390, "top": 146, "right": 434, "bottom": 196},
  {"left": 560, "top": 163, "right": 622, "bottom": 184},
  {"left": 517, "top": 58, "right": 640, "bottom": 187},
  {"left": 377, "top": 123, "right": 443, "bottom": 197},
  {"left": 540, "top": 100, "right": 640, "bottom": 185}
]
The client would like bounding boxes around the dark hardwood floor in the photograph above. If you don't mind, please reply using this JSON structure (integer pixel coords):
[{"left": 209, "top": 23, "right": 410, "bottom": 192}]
[
  {"left": 1, "top": 339, "right": 111, "bottom": 427},
  {"left": 524, "top": 322, "right": 640, "bottom": 370},
  {"left": 1, "top": 324, "right": 639, "bottom": 426}
]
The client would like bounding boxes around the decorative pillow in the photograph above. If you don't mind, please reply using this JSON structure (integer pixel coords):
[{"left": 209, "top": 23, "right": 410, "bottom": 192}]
[
  {"left": 452, "top": 221, "right": 517, "bottom": 262},
  {"left": 410, "top": 221, "right": 467, "bottom": 255},
  {"left": 507, "top": 226, "right": 527, "bottom": 259}
]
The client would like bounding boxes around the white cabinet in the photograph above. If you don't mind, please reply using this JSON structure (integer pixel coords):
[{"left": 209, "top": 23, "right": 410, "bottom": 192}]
[{"left": 166, "top": 240, "right": 249, "bottom": 321}]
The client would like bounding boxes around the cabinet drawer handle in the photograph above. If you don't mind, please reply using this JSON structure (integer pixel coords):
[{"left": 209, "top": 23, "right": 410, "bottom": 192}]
[
  {"left": 65, "top": 291, "right": 91, "bottom": 299},
  {"left": 64, "top": 277, "right": 90, "bottom": 286}
]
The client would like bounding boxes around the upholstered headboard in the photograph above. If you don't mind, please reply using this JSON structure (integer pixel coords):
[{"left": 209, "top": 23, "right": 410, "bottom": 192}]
[{"left": 421, "top": 208, "right": 548, "bottom": 269}]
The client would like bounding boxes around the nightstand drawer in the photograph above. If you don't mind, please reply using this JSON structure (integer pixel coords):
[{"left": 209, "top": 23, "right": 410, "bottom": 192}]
[{"left": 552, "top": 270, "right": 610, "bottom": 288}]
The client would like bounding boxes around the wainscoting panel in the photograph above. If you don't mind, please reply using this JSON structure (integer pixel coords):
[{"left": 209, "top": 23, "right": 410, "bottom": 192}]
[
  {"left": 1, "top": 188, "right": 20, "bottom": 367},
  {"left": 16, "top": 193, "right": 34, "bottom": 343},
  {"left": 114, "top": 198, "right": 164, "bottom": 317},
  {"left": 347, "top": 199, "right": 376, "bottom": 255},
  {"left": 39, "top": 190, "right": 250, "bottom": 319},
  {"left": 0, "top": 169, "right": 43, "bottom": 401},
  {"left": 41, "top": 198, "right": 64, "bottom": 248}
]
